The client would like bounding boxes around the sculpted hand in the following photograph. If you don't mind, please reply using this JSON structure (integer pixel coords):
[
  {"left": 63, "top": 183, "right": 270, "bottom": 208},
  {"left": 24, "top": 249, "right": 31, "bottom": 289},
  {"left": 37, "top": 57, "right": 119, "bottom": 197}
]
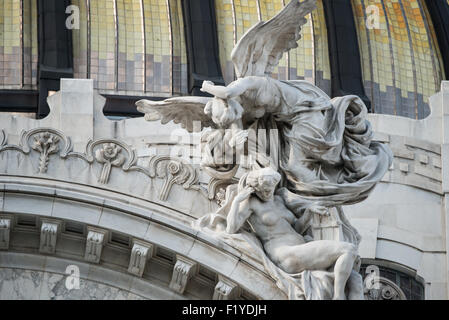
[
  {"left": 200, "top": 80, "right": 215, "bottom": 93},
  {"left": 236, "top": 186, "right": 255, "bottom": 202}
]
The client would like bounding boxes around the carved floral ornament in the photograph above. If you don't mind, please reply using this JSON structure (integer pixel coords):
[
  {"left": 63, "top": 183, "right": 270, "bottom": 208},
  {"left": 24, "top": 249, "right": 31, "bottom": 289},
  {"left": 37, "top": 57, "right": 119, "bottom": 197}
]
[
  {"left": 0, "top": 128, "right": 72, "bottom": 174},
  {"left": 94, "top": 143, "right": 126, "bottom": 184},
  {"left": 32, "top": 132, "right": 61, "bottom": 173}
]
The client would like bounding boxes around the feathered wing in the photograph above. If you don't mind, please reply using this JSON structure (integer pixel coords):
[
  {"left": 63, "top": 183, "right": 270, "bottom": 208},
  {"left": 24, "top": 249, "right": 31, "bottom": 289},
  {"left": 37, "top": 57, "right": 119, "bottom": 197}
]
[
  {"left": 231, "top": 0, "right": 316, "bottom": 78},
  {"left": 136, "top": 96, "right": 214, "bottom": 132}
]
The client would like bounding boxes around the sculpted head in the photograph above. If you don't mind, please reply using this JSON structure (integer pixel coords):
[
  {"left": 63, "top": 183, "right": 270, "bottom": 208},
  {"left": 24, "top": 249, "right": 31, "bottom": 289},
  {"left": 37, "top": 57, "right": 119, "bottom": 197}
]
[
  {"left": 246, "top": 168, "right": 281, "bottom": 201},
  {"left": 204, "top": 97, "right": 243, "bottom": 128}
]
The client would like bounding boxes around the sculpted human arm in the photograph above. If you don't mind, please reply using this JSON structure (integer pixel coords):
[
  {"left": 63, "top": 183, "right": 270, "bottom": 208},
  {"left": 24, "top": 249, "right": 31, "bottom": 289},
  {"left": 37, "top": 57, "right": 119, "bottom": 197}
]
[
  {"left": 201, "top": 77, "right": 266, "bottom": 100},
  {"left": 226, "top": 187, "right": 254, "bottom": 234}
]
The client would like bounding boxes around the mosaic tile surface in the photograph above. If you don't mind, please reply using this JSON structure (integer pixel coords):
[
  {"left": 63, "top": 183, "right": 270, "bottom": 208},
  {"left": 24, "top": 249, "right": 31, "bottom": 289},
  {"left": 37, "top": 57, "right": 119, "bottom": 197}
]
[
  {"left": 0, "top": 0, "right": 38, "bottom": 90},
  {"left": 1, "top": 0, "right": 445, "bottom": 119},
  {"left": 71, "top": 0, "right": 188, "bottom": 96},
  {"left": 352, "top": 0, "right": 445, "bottom": 119}
]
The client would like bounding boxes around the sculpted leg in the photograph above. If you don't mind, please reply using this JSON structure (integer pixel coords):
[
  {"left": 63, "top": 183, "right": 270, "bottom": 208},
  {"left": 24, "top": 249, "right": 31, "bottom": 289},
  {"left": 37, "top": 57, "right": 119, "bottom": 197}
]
[
  {"left": 269, "top": 241, "right": 359, "bottom": 300},
  {"left": 332, "top": 244, "right": 357, "bottom": 300}
]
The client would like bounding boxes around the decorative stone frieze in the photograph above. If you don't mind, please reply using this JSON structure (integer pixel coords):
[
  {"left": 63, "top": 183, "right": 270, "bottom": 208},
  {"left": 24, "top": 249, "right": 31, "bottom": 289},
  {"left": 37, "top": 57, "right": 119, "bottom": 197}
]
[
  {"left": 0, "top": 127, "right": 204, "bottom": 203},
  {"left": 0, "top": 128, "right": 72, "bottom": 174},
  {"left": 149, "top": 156, "right": 199, "bottom": 201},
  {"left": 95, "top": 143, "right": 126, "bottom": 184}
]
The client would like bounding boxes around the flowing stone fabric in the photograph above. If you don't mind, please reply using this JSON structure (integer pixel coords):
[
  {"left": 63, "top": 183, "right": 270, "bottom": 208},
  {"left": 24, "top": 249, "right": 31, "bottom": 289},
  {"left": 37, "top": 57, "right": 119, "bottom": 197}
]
[
  {"left": 266, "top": 80, "right": 393, "bottom": 211},
  {"left": 196, "top": 79, "right": 391, "bottom": 300}
]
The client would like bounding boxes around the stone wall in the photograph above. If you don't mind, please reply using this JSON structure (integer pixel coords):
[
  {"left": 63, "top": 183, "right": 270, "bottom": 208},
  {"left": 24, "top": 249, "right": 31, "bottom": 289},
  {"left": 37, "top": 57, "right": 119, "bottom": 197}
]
[{"left": 346, "top": 81, "right": 449, "bottom": 299}]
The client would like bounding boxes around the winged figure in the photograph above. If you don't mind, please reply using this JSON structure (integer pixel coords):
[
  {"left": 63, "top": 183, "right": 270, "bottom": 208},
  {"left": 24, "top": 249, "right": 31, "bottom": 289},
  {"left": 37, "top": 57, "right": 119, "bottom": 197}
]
[
  {"left": 138, "top": 0, "right": 393, "bottom": 300},
  {"left": 137, "top": 0, "right": 317, "bottom": 174},
  {"left": 137, "top": 0, "right": 390, "bottom": 202},
  {"left": 137, "top": 0, "right": 315, "bottom": 127}
]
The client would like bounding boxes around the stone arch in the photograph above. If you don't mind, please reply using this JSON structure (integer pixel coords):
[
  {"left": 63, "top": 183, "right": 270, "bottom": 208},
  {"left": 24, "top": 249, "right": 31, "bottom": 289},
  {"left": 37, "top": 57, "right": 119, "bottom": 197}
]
[{"left": 0, "top": 177, "right": 285, "bottom": 300}]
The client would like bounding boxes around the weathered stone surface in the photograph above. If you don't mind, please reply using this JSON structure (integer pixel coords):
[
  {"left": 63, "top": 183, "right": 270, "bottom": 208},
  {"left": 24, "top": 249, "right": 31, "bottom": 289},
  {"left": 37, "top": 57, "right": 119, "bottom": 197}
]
[{"left": 0, "top": 0, "right": 449, "bottom": 300}]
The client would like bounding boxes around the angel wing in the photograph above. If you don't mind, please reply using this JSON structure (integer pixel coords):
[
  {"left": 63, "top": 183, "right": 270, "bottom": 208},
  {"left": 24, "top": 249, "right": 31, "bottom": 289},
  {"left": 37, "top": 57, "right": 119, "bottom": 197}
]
[
  {"left": 136, "top": 96, "right": 214, "bottom": 132},
  {"left": 231, "top": 0, "right": 316, "bottom": 78}
]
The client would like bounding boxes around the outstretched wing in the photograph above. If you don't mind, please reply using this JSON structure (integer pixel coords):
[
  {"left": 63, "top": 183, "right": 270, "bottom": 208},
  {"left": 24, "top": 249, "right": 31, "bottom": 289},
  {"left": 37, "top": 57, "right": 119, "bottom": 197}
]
[
  {"left": 231, "top": 0, "right": 316, "bottom": 78},
  {"left": 136, "top": 96, "right": 214, "bottom": 132}
]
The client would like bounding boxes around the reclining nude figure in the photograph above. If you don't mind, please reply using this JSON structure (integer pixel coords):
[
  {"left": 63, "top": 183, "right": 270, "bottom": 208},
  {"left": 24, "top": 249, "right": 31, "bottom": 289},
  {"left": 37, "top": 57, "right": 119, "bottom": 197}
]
[{"left": 226, "top": 168, "right": 364, "bottom": 300}]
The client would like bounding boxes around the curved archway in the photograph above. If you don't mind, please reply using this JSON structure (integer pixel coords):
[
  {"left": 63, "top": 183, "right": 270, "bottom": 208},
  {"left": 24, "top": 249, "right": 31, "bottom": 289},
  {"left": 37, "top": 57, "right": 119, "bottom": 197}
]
[{"left": 0, "top": 177, "right": 285, "bottom": 300}]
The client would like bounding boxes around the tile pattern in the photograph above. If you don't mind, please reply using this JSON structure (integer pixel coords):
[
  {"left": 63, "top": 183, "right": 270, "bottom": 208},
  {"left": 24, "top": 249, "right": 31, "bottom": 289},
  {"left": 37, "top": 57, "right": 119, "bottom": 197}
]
[
  {"left": 215, "top": 0, "right": 237, "bottom": 84},
  {"left": 169, "top": 0, "right": 188, "bottom": 95},
  {"left": 215, "top": 0, "right": 331, "bottom": 96},
  {"left": 90, "top": 0, "right": 117, "bottom": 91},
  {"left": 143, "top": 0, "right": 170, "bottom": 94},
  {"left": 0, "top": 0, "right": 38, "bottom": 90},
  {"left": 352, "top": 0, "right": 445, "bottom": 119},
  {"left": 71, "top": 0, "right": 188, "bottom": 96},
  {"left": 289, "top": 0, "right": 331, "bottom": 95},
  {"left": 117, "top": 0, "right": 145, "bottom": 92},
  {"left": 1, "top": 0, "right": 443, "bottom": 113},
  {"left": 72, "top": 0, "right": 89, "bottom": 79}
]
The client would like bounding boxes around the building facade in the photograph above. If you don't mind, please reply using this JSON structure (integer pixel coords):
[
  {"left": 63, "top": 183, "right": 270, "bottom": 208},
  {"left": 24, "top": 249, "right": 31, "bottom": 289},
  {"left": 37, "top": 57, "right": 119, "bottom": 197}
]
[{"left": 1, "top": 0, "right": 449, "bottom": 300}]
